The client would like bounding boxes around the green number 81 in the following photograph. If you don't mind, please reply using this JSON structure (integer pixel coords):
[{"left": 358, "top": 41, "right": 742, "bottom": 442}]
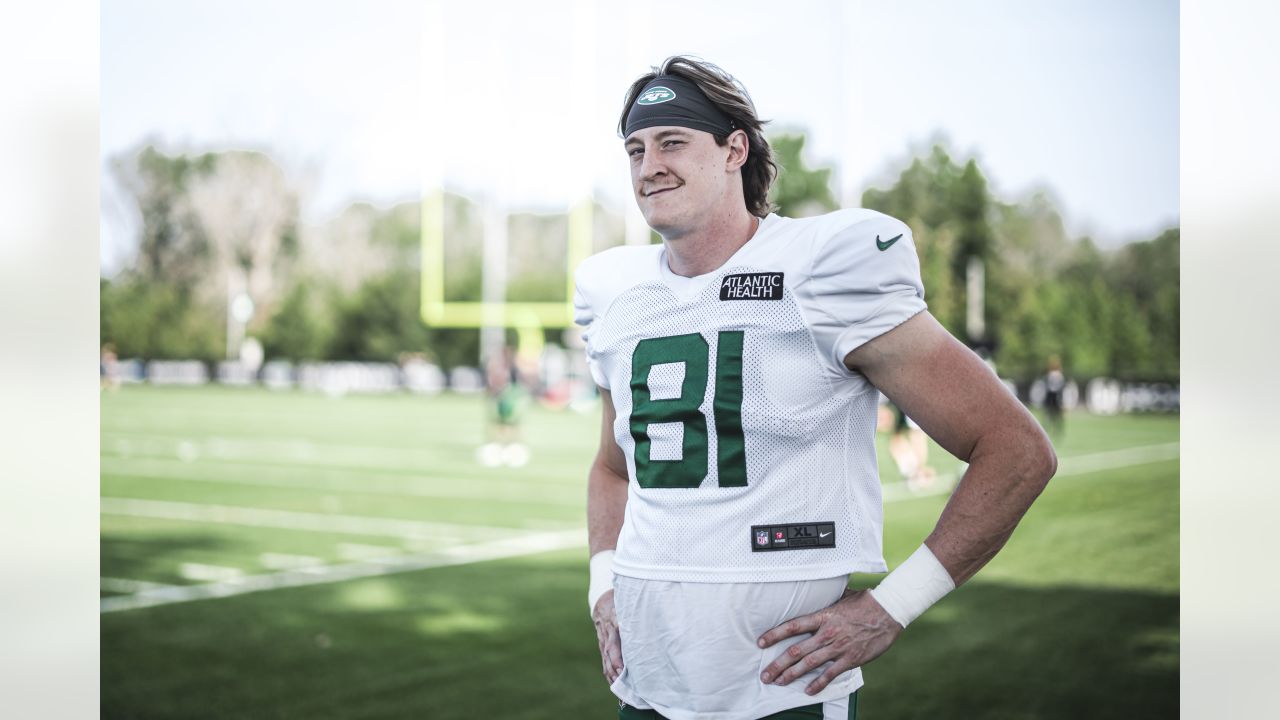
[{"left": 629, "top": 331, "right": 747, "bottom": 489}]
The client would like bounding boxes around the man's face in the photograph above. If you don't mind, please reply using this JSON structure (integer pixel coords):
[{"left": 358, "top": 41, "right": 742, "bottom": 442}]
[{"left": 624, "top": 126, "right": 731, "bottom": 236}]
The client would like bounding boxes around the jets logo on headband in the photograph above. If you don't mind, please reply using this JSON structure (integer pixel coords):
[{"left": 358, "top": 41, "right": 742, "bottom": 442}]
[
  {"left": 624, "top": 75, "right": 735, "bottom": 137},
  {"left": 638, "top": 87, "right": 676, "bottom": 105}
]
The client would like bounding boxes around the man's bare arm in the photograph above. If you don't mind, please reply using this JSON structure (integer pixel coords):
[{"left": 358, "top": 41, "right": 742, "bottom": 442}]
[
  {"left": 847, "top": 311, "right": 1058, "bottom": 585},
  {"left": 589, "top": 388, "right": 629, "bottom": 557},
  {"left": 758, "top": 310, "right": 1057, "bottom": 694},
  {"left": 588, "top": 388, "right": 629, "bottom": 684}
]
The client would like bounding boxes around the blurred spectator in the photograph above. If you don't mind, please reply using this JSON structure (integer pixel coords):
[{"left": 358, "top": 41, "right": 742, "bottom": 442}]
[
  {"left": 881, "top": 394, "right": 937, "bottom": 493},
  {"left": 1043, "top": 355, "right": 1066, "bottom": 438},
  {"left": 100, "top": 343, "right": 121, "bottom": 391},
  {"left": 477, "top": 346, "right": 532, "bottom": 468}
]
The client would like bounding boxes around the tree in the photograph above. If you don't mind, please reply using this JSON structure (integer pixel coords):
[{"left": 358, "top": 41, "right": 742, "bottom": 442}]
[
  {"left": 328, "top": 268, "right": 479, "bottom": 369},
  {"left": 112, "top": 146, "right": 218, "bottom": 291},
  {"left": 1108, "top": 229, "right": 1179, "bottom": 380},
  {"left": 767, "top": 132, "right": 838, "bottom": 218},
  {"left": 100, "top": 276, "right": 223, "bottom": 362},
  {"left": 105, "top": 145, "right": 302, "bottom": 360},
  {"left": 260, "top": 280, "right": 332, "bottom": 362},
  {"left": 862, "top": 144, "right": 976, "bottom": 338},
  {"left": 184, "top": 150, "right": 300, "bottom": 312},
  {"left": 862, "top": 141, "right": 1179, "bottom": 382}
]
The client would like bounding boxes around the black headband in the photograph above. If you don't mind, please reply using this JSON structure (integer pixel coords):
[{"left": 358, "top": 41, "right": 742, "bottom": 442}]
[{"left": 623, "top": 75, "right": 736, "bottom": 138}]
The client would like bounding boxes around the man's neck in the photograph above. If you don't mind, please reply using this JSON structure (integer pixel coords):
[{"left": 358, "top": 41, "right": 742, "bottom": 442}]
[{"left": 662, "top": 209, "right": 762, "bottom": 278}]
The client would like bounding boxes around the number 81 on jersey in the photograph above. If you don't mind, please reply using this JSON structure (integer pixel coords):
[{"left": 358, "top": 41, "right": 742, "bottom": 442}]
[{"left": 629, "top": 331, "right": 746, "bottom": 490}]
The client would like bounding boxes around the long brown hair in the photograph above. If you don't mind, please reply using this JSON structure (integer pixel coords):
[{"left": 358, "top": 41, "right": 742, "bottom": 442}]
[{"left": 618, "top": 56, "right": 778, "bottom": 217}]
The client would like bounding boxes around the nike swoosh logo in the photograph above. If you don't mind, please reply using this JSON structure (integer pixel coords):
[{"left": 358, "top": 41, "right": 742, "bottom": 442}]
[
  {"left": 819, "top": 532, "right": 832, "bottom": 538},
  {"left": 876, "top": 234, "right": 902, "bottom": 251}
]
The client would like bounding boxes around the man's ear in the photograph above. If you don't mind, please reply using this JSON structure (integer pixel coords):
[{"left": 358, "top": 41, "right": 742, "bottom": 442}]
[{"left": 725, "top": 129, "right": 750, "bottom": 172}]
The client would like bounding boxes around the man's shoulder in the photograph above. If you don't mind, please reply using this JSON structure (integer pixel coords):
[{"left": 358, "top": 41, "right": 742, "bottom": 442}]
[
  {"left": 766, "top": 209, "right": 909, "bottom": 260},
  {"left": 575, "top": 244, "right": 662, "bottom": 288},
  {"left": 770, "top": 209, "right": 913, "bottom": 278},
  {"left": 795, "top": 208, "right": 910, "bottom": 246},
  {"left": 573, "top": 244, "right": 664, "bottom": 322},
  {"left": 788, "top": 208, "right": 923, "bottom": 309}
]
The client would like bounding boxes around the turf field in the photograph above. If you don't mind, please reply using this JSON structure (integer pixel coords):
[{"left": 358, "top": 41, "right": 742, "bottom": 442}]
[{"left": 101, "top": 386, "right": 1178, "bottom": 719}]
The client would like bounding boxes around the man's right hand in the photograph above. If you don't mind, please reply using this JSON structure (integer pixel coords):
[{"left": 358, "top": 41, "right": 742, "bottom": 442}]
[{"left": 592, "top": 589, "right": 624, "bottom": 684}]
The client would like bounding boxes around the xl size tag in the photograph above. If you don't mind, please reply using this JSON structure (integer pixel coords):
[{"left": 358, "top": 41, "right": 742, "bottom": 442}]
[
  {"left": 750, "top": 522, "right": 835, "bottom": 552},
  {"left": 720, "top": 272, "right": 784, "bottom": 301}
]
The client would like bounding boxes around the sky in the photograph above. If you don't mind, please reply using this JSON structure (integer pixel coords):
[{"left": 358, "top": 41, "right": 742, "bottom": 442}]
[{"left": 100, "top": 0, "right": 1178, "bottom": 274}]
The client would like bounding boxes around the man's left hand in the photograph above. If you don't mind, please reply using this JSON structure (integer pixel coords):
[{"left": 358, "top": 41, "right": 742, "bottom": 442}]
[{"left": 757, "top": 589, "right": 903, "bottom": 695}]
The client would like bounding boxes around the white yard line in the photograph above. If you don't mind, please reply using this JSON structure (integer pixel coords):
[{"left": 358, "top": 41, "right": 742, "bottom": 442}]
[
  {"left": 179, "top": 563, "right": 244, "bottom": 583},
  {"left": 100, "top": 527, "right": 586, "bottom": 613},
  {"left": 881, "top": 442, "right": 1180, "bottom": 502},
  {"left": 336, "top": 542, "right": 403, "bottom": 560},
  {"left": 99, "top": 431, "right": 586, "bottom": 476},
  {"left": 1053, "top": 442, "right": 1181, "bottom": 474},
  {"left": 100, "top": 497, "right": 530, "bottom": 541},
  {"left": 99, "top": 456, "right": 583, "bottom": 507},
  {"left": 259, "top": 553, "right": 324, "bottom": 570},
  {"left": 100, "top": 577, "right": 175, "bottom": 594}
]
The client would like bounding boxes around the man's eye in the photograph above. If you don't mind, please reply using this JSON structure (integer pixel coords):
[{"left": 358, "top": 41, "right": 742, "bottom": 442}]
[
  {"left": 663, "top": 140, "right": 684, "bottom": 149},
  {"left": 627, "top": 147, "right": 643, "bottom": 157}
]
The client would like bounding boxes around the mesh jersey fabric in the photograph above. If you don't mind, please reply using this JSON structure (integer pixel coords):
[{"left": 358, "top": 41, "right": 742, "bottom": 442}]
[{"left": 574, "top": 209, "right": 927, "bottom": 583}]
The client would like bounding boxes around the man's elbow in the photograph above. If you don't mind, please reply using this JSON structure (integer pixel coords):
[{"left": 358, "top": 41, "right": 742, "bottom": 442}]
[{"left": 1023, "top": 429, "right": 1058, "bottom": 494}]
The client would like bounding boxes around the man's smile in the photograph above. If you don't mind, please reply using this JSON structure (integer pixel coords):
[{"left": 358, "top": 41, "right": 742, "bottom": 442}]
[{"left": 643, "top": 186, "right": 680, "bottom": 197}]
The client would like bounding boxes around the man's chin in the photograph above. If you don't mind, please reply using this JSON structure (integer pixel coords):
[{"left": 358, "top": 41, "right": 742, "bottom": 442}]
[
  {"left": 639, "top": 209, "right": 686, "bottom": 238},
  {"left": 640, "top": 212, "right": 669, "bottom": 234}
]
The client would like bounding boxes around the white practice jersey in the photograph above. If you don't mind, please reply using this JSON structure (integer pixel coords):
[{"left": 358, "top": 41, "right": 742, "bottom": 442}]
[{"left": 575, "top": 209, "right": 927, "bottom": 583}]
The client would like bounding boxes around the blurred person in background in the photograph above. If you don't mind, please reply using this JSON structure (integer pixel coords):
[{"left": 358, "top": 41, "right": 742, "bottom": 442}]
[
  {"left": 477, "top": 345, "right": 531, "bottom": 468},
  {"left": 887, "top": 402, "right": 937, "bottom": 494},
  {"left": 100, "top": 343, "right": 120, "bottom": 391},
  {"left": 1042, "top": 355, "right": 1066, "bottom": 438},
  {"left": 577, "top": 56, "right": 1057, "bottom": 719}
]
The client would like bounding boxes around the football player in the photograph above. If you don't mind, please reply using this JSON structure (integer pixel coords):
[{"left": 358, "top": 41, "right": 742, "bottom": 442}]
[{"left": 577, "top": 56, "right": 1057, "bottom": 720}]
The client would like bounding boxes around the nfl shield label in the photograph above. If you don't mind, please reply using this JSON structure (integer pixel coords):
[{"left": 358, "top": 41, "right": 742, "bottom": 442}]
[
  {"left": 750, "top": 522, "right": 835, "bottom": 552},
  {"left": 720, "top": 272, "right": 784, "bottom": 301}
]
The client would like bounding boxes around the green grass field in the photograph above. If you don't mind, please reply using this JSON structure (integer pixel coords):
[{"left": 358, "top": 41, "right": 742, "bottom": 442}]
[{"left": 101, "top": 386, "right": 1178, "bottom": 719}]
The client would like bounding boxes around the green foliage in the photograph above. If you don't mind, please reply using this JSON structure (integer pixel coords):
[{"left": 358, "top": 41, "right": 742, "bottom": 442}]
[
  {"left": 260, "top": 280, "right": 333, "bottom": 362},
  {"left": 767, "top": 133, "right": 838, "bottom": 218},
  {"left": 326, "top": 269, "right": 479, "bottom": 370},
  {"left": 951, "top": 160, "right": 995, "bottom": 273},
  {"left": 505, "top": 275, "right": 566, "bottom": 303},
  {"left": 863, "top": 147, "right": 976, "bottom": 336},
  {"left": 1109, "top": 229, "right": 1179, "bottom": 379},
  {"left": 100, "top": 276, "right": 223, "bottom": 362},
  {"left": 863, "top": 143, "right": 1179, "bottom": 382},
  {"left": 329, "top": 270, "right": 430, "bottom": 362},
  {"left": 127, "top": 147, "right": 219, "bottom": 288}
]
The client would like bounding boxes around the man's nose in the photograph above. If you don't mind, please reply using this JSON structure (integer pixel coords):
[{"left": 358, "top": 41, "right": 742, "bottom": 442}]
[{"left": 638, "top": 148, "right": 667, "bottom": 181}]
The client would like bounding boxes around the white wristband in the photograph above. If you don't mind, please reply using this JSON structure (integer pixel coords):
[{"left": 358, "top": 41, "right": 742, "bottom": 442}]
[
  {"left": 868, "top": 544, "right": 955, "bottom": 628},
  {"left": 587, "top": 550, "right": 616, "bottom": 615}
]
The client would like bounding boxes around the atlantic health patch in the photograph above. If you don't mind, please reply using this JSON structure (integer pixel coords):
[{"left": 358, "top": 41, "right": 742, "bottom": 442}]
[
  {"left": 750, "top": 522, "right": 835, "bottom": 552},
  {"left": 720, "top": 272, "right": 784, "bottom": 301}
]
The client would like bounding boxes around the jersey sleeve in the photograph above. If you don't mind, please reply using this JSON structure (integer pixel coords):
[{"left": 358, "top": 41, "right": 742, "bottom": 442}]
[
  {"left": 804, "top": 212, "right": 927, "bottom": 372},
  {"left": 572, "top": 265, "right": 609, "bottom": 389}
]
